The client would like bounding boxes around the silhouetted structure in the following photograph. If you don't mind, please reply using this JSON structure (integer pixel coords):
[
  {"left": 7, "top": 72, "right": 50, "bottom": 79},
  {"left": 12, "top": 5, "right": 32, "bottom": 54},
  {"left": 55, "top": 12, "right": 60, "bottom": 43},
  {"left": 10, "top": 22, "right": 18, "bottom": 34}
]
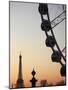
[
  {"left": 16, "top": 53, "right": 24, "bottom": 88},
  {"left": 12, "top": 83, "right": 13, "bottom": 88},
  {"left": 38, "top": 3, "right": 66, "bottom": 78},
  {"left": 30, "top": 68, "right": 37, "bottom": 87},
  {"left": 40, "top": 80, "right": 47, "bottom": 87},
  {"left": 55, "top": 80, "right": 66, "bottom": 86}
]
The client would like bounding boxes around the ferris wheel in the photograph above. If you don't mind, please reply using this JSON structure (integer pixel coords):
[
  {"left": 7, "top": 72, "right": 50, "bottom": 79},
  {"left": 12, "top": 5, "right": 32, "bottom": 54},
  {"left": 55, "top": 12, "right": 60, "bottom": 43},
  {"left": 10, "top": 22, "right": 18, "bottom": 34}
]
[{"left": 38, "top": 3, "right": 66, "bottom": 77}]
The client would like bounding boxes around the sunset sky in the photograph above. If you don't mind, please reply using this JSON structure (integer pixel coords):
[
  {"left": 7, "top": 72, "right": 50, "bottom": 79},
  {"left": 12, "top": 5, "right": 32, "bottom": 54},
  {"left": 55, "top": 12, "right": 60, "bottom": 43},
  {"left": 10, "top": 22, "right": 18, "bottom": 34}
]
[{"left": 10, "top": 1, "right": 66, "bottom": 87}]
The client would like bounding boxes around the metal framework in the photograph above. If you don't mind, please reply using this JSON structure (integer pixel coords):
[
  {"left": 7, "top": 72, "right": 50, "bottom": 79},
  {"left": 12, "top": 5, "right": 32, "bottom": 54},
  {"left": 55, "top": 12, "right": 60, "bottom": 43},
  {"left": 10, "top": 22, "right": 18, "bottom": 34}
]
[{"left": 38, "top": 3, "right": 66, "bottom": 77}]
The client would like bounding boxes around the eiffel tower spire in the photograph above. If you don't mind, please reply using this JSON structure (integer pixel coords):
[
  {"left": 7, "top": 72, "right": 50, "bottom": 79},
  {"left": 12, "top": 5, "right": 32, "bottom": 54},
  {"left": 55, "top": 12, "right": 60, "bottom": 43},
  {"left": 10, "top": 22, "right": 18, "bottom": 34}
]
[
  {"left": 16, "top": 53, "right": 24, "bottom": 88},
  {"left": 18, "top": 53, "right": 22, "bottom": 79}
]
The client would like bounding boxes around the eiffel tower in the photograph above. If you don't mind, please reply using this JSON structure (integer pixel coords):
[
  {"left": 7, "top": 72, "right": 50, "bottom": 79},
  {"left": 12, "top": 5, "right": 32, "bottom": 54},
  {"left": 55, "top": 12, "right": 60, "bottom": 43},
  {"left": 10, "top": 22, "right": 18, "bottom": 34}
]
[{"left": 16, "top": 53, "right": 24, "bottom": 88}]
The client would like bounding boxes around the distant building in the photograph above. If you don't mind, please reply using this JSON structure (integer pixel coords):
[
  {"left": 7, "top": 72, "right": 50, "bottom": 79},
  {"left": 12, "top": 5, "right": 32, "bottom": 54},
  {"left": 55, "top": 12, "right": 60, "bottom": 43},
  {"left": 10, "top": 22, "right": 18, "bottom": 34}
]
[
  {"left": 55, "top": 80, "right": 66, "bottom": 86},
  {"left": 40, "top": 80, "right": 47, "bottom": 87},
  {"left": 16, "top": 53, "right": 24, "bottom": 88}
]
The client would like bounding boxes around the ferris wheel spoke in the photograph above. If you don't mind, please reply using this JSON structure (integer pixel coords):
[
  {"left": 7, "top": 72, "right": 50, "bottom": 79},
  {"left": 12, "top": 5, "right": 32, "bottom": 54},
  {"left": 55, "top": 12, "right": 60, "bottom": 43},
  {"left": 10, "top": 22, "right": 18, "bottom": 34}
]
[{"left": 51, "top": 10, "right": 66, "bottom": 29}]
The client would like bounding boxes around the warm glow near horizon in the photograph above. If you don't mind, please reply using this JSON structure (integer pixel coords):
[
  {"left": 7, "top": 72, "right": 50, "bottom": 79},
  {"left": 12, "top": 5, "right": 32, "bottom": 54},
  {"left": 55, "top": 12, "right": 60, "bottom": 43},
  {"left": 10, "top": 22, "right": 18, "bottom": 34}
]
[{"left": 10, "top": 1, "right": 66, "bottom": 88}]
